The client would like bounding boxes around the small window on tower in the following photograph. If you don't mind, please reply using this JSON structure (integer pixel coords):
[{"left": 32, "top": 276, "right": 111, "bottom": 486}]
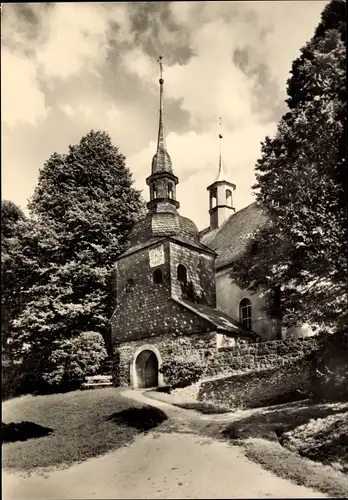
[
  {"left": 168, "top": 183, "right": 173, "bottom": 199},
  {"left": 177, "top": 264, "right": 187, "bottom": 283},
  {"left": 153, "top": 188, "right": 157, "bottom": 199},
  {"left": 226, "top": 189, "right": 232, "bottom": 207},
  {"left": 153, "top": 268, "right": 163, "bottom": 284},
  {"left": 210, "top": 188, "right": 217, "bottom": 209}
]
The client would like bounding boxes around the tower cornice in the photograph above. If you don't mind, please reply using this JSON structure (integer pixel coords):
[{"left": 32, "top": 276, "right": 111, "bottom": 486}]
[
  {"left": 207, "top": 180, "right": 236, "bottom": 191},
  {"left": 146, "top": 171, "right": 178, "bottom": 186}
]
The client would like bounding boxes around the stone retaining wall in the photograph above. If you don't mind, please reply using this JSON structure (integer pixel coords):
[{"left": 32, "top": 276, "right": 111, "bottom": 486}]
[
  {"left": 199, "top": 358, "right": 314, "bottom": 409},
  {"left": 203, "top": 337, "right": 319, "bottom": 378}
]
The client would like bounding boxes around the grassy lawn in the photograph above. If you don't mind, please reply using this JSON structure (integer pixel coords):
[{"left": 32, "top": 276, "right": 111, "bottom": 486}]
[{"left": 2, "top": 388, "right": 167, "bottom": 473}]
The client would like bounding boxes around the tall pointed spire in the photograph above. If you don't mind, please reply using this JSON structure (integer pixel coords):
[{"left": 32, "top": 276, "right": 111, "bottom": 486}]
[
  {"left": 151, "top": 55, "right": 173, "bottom": 174},
  {"left": 146, "top": 55, "right": 179, "bottom": 214},
  {"left": 157, "top": 55, "right": 166, "bottom": 152},
  {"left": 216, "top": 116, "right": 226, "bottom": 181},
  {"left": 207, "top": 115, "right": 236, "bottom": 230}
]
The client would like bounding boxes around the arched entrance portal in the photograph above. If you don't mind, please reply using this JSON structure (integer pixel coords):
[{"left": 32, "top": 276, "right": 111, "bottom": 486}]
[{"left": 135, "top": 350, "right": 159, "bottom": 388}]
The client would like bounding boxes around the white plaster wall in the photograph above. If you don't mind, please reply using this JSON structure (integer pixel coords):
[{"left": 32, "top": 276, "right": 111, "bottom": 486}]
[{"left": 215, "top": 268, "right": 313, "bottom": 340}]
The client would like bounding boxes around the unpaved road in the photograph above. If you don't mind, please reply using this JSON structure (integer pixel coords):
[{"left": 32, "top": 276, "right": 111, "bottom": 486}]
[{"left": 3, "top": 390, "right": 327, "bottom": 499}]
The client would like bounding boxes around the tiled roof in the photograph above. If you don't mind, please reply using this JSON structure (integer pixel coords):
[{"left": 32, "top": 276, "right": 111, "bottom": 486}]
[
  {"left": 152, "top": 213, "right": 180, "bottom": 236},
  {"left": 170, "top": 235, "right": 216, "bottom": 254},
  {"left": 130, "top": 211, "right": 201, "bottom": 246},
  {"left": 175, "top": 298, "right": 258, "bottom": 338},
  {"left": 118, "top": 238, "right": 165, "bottom": 259},
  {"left": 200, "top": 202, "right": 270, "bottom": 270}
]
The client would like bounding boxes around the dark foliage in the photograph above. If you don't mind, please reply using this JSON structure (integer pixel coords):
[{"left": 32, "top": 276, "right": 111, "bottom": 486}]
[
  {"left": 1, "top": 201, "right": 30, "bottom": 361},
  {"left": 222, "top": 399, "right": 346, "bottom": 443},
  {"left": 229, "top": 0, "right": 347, "bottom": 330},
  {"left": 309, "top": 330, "right": 348, "bottom": 402},
  {"left": 181, "top": 280, "right": 207, "bottom": 304},
  {"left": 10, "top": 130, "right": 145, "bottom": 393},
  {"left": 160, "top": 360, "right": 203, "bottom": 389}
]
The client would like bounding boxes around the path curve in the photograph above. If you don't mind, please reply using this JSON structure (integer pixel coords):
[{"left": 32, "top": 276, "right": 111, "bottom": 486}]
[{"left": 3, "top": 389, "right": 327, "bottom": 499}]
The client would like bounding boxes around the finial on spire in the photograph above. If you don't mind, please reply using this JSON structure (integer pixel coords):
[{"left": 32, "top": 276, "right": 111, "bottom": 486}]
[
  {"left": 216, "top": 116, "right": 226, "bottom": 181},
  {"left": 158, "top": 55, "right": 164, "bottom": 84},
  {"left": 150, "top": 54, "right": 173, "bottom": 175}
]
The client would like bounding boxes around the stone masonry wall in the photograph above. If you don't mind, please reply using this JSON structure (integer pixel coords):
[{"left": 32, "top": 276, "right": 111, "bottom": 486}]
[
  {"left": 198, "top": 358, "right": 313, "bottom": 409},
  {"left": 204, "top": 337, "right": 319, "bottom": 378},
  {"left": 169, "top": 241, "right": 216, "bottom": 307},
  {"left": 111, "top": 241, "right": 214, "bottom": 344},
  {"left": 118, "top": 332, "right": 217, "bottom": 386},
  {"left": 195, "top": 337, "right": 321, "bottom": 409}
]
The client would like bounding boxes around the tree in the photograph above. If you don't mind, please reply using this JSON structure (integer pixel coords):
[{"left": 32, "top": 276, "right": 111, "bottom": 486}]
[
  {"left": 229, "top": 0, "right": 347, "bottom": 332},
  {"left": 19, "top": 332, "right": 108, "bottom": 393},
  {"left": 1, "top": 201, "right": 32, "bottom": 361},
  {"left": 13, "top": 130, "right": 145, "bottom": 386}
]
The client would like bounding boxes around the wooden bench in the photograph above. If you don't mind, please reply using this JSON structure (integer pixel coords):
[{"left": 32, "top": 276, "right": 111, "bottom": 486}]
[{"left": 81, "top": 375, "right": 113, "bottom": 390}]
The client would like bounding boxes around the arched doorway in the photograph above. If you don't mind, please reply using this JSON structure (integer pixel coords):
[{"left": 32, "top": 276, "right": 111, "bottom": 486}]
[{"left": 135, "top": 350, "right": 159, "bottom": 388}]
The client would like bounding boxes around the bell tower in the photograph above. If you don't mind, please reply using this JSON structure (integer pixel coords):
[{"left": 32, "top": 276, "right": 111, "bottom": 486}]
[
  {"left": 146, "top": 56, "right": 179, "bottom": 215},
  {"left": 207, "top": 117, "right": 235, "bottom": 230}
]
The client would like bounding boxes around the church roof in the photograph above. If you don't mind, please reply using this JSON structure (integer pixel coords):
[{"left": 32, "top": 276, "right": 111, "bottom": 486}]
[
  {"left": 118, "top": 233, "right": 214, "bottom": 261},
  {"left": 118, "top": 238, "right": 165, "bottom": 259},
  {"left": 175, "top": 298, "right": 258, "bottom": 338},
  {"left": 130, "top": 212, "right": 201, "bottom": 247},
  {"left": 200, "top": 202, "right": 270, "bottom": 270}
]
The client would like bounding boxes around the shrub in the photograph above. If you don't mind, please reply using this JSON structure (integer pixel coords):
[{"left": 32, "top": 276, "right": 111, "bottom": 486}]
[
  {"left": 309, "top": 330, "right": 348, "bottom": 402},
  {"left": 160, "top": 360, "right": 203, "bottom": 389},
  {"left": 1, "top": 362, "right": 24, "bottom": 400},
  {"left": 42, "top": 332, "right": 108, "bottom": 388},
  {"left": 19, "top": 332, "right": 108, "bottom": 394}
]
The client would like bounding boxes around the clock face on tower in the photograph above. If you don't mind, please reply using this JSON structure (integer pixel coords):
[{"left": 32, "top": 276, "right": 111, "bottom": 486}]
[{"left": 149, "top": 245, "right": 165, "bottom": 268}]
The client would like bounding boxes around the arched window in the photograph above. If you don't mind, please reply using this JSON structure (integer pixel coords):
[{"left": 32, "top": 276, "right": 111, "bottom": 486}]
[
  {"left": 177, "top": 264, "right": 187, "bottom": 283},
  {"left": 210, "top": 188, "right": 217, "bottom": 209},
  {"left": 153, "top": 188, "right": 157, "bottom": 199},
  {"left": 153, "top": 268, "right": 163, "bottom": 284},
  {"left": 125, "top": 278, "right": 134, "bottom": 293},
  {"left": 168, "top": 183, "right": 173, "bottom": 199},
  {"left": 239, "top": 298, "right": 252, "bottom": 330},
  {"left": 226, "top": 189, "right": 232, "bottom": 207}
]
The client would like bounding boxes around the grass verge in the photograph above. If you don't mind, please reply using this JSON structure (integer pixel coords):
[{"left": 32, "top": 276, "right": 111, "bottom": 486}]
[
  {"left": 199, "top": 399, "right": 348, "bottom": 498},
  {"left": 2, "top": 387, "right": 167, "bottom": 473},
  {"left": 242, "top": 437, "right": 348, "bottom": 498},
  {"left": 147, "top": 389, "right": 231, "bottom": 414}
]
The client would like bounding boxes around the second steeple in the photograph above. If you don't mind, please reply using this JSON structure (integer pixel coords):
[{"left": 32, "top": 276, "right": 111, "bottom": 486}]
[{"left": 207, "top": 117, "right": 236, "bottom": 230}]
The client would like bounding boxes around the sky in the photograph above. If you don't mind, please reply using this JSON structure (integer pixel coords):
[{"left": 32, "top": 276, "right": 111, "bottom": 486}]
[{"left": 2, "top": 1, "right": 328, "bottom": 230}]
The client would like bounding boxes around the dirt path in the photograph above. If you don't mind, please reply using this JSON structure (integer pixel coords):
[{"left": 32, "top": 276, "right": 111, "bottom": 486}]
[{"left": 3, "top": 390, "right": 327, "bottom": 499}]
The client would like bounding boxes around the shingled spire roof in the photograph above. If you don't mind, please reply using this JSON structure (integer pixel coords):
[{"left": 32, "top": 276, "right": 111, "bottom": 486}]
[
  {"left": 151, "top": 55, "right": 173, "bottom": 174},
  {"left": 215, "top": 116, "right": 227, "bottom": 182}
]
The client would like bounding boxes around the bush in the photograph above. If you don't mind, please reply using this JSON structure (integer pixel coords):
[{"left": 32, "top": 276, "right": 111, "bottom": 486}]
[
  {"left": 310, "top": 330, "right": 348, "bottom": 402},
  {"left": 19, "top": 332, "right": 108, "bottom": 394},
  {"left": 1, "top": 362, "right": 24, "bottom": 400},
  {"left": 160, "top": 360, "right": 203, "bottom": 389},
  {"left": 43, "top": 332, "right": 108, "bottom": 388}
]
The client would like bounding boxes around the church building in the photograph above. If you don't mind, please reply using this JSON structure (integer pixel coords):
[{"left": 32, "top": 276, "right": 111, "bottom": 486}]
[{"left": 111, "top": 57, "right": 308, "bottom": 389}]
